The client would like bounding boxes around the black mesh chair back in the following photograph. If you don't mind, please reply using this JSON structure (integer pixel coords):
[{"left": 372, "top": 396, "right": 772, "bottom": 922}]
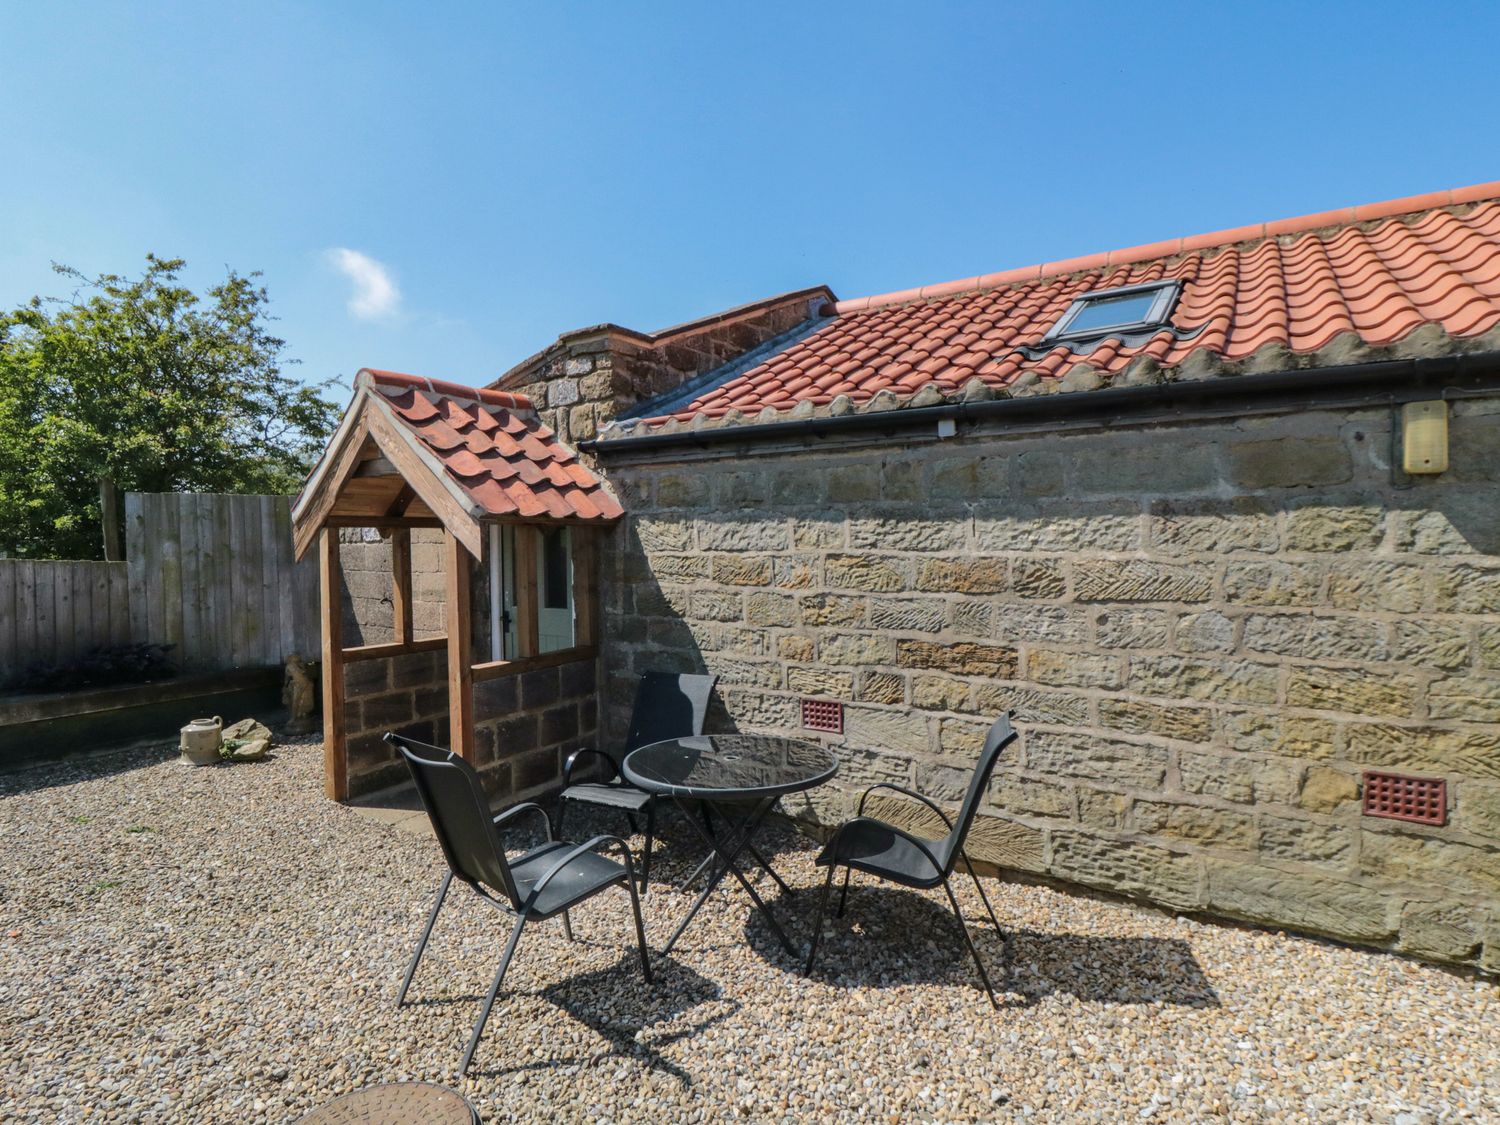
[
  {"left": 557, "top": 670, "right": 718, "bottom": 893},
  {"left": 391, "top": 736, "right": 520, "bottom": 908},
  {"left": 943, "top": 713, "right": 1018, "bottom": 875},
  {"left": 385, "top": 732, "right": 652, "bottom": 1076},
  {"left": 623, "top": 671, "right": 716, "bottom": 755},
  {"left": 805, "top": 712, "right": 1020, "bottom": 1007}
]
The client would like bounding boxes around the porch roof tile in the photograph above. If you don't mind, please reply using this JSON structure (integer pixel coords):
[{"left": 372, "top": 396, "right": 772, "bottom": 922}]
[{"left": 362, "top": 369, "right": 622, "bottom": 524}]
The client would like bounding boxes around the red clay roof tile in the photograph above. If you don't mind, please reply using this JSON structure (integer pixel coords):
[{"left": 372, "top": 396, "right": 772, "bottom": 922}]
[
  {"left": 359, "top": 369, "right": 619, "bottom": 523},
  {"left": 638, "top": 186, "right": 1500, "bottom": 426}
]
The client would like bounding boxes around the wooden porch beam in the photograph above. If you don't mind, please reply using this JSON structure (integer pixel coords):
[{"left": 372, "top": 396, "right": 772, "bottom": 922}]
[
  {"left": 320, "top": 516, "right": 443, "bottom": 530},
  {"left": 444, "top": 530, "right": 475, "bottom": 761},
  {"left": 391, "top": 527, "right": 412, "bottom": 646},
  {"left": 319, "top": 529, "right": 348, "bottom": 801},
  {"left": 292, "top": 419, "right": 371, "bottom": 562},
  {"left": 513, "top": 524, "right": 539, "bottom": 659},
  {"left": 471, "top": 645, "right": 597, "bottom": 682},
  {"left": 341, "top": 636, "right": 446, "bottom": 663},
  {"left": 385, "top": 484, "right": 416, "bottom": 518}
]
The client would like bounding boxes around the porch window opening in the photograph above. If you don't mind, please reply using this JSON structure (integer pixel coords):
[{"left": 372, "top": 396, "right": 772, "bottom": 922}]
[
  {"left": 537, "top": 527, "right": 574, "bottom": 652},
  {"left": 542, "top": 528, "right": 570, "bottom": 610},
  {"left": 487, "top": 524, "right": 576, "bottom": 661},
  {"left": 1043, "top": 280, "right": 1180, "bottom": 344}
]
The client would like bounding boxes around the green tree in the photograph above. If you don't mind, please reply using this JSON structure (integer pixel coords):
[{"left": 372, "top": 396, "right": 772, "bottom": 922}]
[{"left": 0, "top": 255, "right": 341, "bottom": 559}]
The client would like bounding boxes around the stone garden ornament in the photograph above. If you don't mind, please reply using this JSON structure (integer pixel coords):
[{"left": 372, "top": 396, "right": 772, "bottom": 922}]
[{"left": 283, "top": 652, "right": 316, "bottom": 733}]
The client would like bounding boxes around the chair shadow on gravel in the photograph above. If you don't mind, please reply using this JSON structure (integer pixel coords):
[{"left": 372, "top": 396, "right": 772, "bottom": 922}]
[
  {"left": 468, "top": 956, "right": 735, "bottom": 1085},
  {"left": 744, "top": 886, "right": 1219, "bottom": 1011}
]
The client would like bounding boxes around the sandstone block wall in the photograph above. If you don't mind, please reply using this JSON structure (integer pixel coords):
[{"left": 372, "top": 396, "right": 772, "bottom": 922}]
[
  {"left": 341, "top": 649, "right": 597, "bottom": 801},
  {"left": 471, "top": 657, "right": 598, "bottom": 803},
  {"left": 600, "top": 397, "right": 1500, "bottom": 969}
]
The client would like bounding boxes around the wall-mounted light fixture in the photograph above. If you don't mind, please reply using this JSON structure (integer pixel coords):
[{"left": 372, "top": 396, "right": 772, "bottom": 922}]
[{"left": 1402, "top": 400, "right": 1448, "bottom": 474}]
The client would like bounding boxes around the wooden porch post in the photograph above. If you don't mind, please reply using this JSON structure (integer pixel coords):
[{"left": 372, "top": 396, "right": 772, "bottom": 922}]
[
  {"left": 391, "top": 527, "right": 412, "bottom": 646},
  {"left": 444, "top": 529, "right": 475, "bottom": 760},
  {"left": 319, "top": 529, "right": 348, "bottom": 800},
  {"left": 513, "top": 524, "right": 540, "bottom": 658}
]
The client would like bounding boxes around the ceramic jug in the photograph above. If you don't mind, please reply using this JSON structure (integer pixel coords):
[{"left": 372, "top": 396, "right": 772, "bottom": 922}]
[{"left": 180, "top": 715, "right": 223, "bottom": 766}]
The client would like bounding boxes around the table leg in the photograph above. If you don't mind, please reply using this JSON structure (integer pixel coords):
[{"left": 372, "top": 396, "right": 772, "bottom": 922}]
[
  {"left": 661, "top": 796, "right": 796, "bottom": 956},
  {"left": 681, "top": 803, "right": 793, "bottom": 895},
  {"left": 743, "top": 840, "right": 793, "bottom": 897}
]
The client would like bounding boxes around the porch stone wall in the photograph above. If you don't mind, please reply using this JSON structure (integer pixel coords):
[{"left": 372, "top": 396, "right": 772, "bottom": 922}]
[
  {"left": 339, "top": 651, "right": 598, "bottom": 801},
  {"left": 335, "top": 527, "right": 446, "bottom": 645},
  {"left": 333, "top": 527, "right": 596, "bottom": 801},
  {"left": 343, "top": 649, "right": 451, "bottom": 794},
  {"left": 471, "top": 657, "right": 599, "bottom": 804},
  {"left": 599, "top": 397, "right": 1500, "bottom": 970}
]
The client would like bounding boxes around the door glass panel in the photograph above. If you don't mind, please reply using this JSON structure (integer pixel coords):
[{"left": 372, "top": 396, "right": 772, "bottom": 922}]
[
  {"left": 537, "top": 527, "right": 574, "bottom": 653},
  {"left": 485, "top": 525, "right": 575, "bottom": 658}
]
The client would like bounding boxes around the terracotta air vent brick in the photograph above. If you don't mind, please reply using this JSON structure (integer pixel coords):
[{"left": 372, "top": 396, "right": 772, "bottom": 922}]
[
  {"left": 1362, "top": 771, "right": 1447, "bottom": 827},
  {"left": 801, "top": 699, "right": 844, "bottom": 734}
]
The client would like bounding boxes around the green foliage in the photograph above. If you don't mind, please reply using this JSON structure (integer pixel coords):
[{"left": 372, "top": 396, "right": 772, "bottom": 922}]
[{"left": 0, "top": 254, "right": 341, "bottom": 559}]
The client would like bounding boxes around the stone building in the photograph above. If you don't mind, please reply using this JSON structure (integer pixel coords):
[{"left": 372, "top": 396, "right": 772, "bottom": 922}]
[{"left": 305, "top": 183, "right": 1500, "bottom": 971}]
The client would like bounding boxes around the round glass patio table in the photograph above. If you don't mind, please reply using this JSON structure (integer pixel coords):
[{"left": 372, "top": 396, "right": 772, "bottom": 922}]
[
  {"left": 622, "top": 734, "right": 838, "bottom": 955},
  {"left": 622, "top": 733, "right": 838, "bottom": 801}
]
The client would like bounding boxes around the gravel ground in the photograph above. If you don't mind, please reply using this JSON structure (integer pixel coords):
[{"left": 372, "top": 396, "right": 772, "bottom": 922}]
[{"left": 1, "top": 735, "right": 1497, "bottom": 1124}]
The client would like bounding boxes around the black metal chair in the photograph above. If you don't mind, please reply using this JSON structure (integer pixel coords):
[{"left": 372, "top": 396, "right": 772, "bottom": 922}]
[
  {"left": 555, "top": 671, "right": 717, "bottom": 891},
  {"left": 384, "top": 733, "right": 652, "bottom": 1076},
  {"left": 803, "top": 713, "right": 1019, "bottom": 1007}
]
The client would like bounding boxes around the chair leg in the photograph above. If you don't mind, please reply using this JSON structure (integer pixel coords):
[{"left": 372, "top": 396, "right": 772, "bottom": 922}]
[
  {"left": 396, "top": 871, "right": 452, "bottom": 1007},
  {"left": 625, "top": 875, "right": 653, "bottom": 984},
  {"left": 459, "top": 912, "right": 528, "bottom": 1076},
  {"left": 836, "top": 866, "right": 853, "bottom": 918},
  {"left": 641, "top": 801, "right": 656, "bottom": 894},
  {"left": 624, "top": 810, "right": 640, "bottom": 835},
  {"left": 562, "top": 909, "right": 574, "bottom": 942},
  {"left": 803, "top": 862, "right": 839, "bottom": 977},
  {"left": 941, "top": 878, "right": 999, "bottom": 1009},
  {"left": 960, "top": 851, "right": 1005, "bottom": 937}
]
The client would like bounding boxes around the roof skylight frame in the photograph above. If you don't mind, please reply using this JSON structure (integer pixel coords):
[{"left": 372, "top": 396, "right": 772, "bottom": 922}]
[{"left": 1042, "top": 279, "right": 1183, "bottom": 346}]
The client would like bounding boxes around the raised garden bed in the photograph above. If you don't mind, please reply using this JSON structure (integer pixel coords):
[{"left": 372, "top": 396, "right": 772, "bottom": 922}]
[{"left": 0, "top": 667, "right": 286, "bottom": 766}]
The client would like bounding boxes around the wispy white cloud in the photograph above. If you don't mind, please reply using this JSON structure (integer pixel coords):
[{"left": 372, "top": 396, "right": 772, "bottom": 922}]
[{"left": 325, "top": 247, "right": 401, "bottom": 320}]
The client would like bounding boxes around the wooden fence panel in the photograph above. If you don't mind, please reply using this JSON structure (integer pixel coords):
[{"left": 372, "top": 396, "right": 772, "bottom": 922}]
[
  {"left": 125, "top": 493, "right": 319, "bottom": 672},
  {"left": 0, "top": 559, "right": 130, "bottom": 675},
  {"left": 2, "top": 493, "right": 317, "bottom": 677}
]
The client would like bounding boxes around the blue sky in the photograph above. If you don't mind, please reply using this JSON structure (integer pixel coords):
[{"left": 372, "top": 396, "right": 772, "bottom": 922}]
[{"left": 4, "top": 2, "right": 1498, "bottom": 399}]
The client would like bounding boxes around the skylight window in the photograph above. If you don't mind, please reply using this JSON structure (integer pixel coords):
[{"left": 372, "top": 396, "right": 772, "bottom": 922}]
[{"left": 1043, "top": 280, "right": 1181, "bottom": 345}]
